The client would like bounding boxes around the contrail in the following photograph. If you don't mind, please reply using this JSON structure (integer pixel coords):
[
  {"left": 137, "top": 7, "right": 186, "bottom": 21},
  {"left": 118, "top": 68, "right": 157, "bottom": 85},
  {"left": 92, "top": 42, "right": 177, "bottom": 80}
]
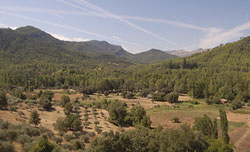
[
  {"left": 122, "top": 16, "right": 208, "bottom": 31},
  {"left": 0, "top": 6, "right": 220, "bottom": 33},
  {"left": 57, "top": 0, "right": 176, "bottom": 46},
  {"left": 0, "top": 11, "right": 142, "bottom": 47}
]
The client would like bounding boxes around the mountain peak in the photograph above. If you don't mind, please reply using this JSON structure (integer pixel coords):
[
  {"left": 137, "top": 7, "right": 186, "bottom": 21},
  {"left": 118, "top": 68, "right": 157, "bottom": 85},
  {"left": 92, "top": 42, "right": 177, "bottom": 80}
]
[
  {"left": 147, "top": 49, "right": 165, "bottom": 53},
  {"left": 15, "top": 26, "right": 43, "bottom": 34},
  {"left": 128, "top": 48, "right": 178, "bottom": 64},
  {"left": 15, "top": 25, "right": 56, "bottom": 41}
]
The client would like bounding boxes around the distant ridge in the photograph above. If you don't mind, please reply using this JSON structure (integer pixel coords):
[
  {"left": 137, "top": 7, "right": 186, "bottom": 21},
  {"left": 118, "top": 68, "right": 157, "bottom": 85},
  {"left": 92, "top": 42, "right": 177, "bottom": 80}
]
[
  {"left": 167, "top": 48, "right": 207, "bottom": 57},
  {"left": 128, "top": 49, "right": 178, "bottom": 64},
  {"left": 0, "top": 25, "right": 178, "bottom": 64}
]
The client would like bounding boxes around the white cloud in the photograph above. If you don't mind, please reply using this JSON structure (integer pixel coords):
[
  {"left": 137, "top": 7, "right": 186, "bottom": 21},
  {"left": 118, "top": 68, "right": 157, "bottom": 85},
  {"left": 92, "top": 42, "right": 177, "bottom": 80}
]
[
  {"left": 0, "top": 23, "right": 17, "bottom": 29},
  {"left": 200, "top": 21, "right": 250, "bottom": 48},
  {"left": 112, "top": 36, "right": 120, "bottom": 40},
  {"left": 49, "top": 33, "right": 89, "bottom": 42}
]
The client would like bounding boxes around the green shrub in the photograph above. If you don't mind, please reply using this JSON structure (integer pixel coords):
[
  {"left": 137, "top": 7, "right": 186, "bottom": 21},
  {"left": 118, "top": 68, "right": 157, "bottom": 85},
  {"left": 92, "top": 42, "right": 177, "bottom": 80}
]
[
  {"left": 231, "top": 100, "right": 243, "bottom": 110},
  {"left": 39, "top": 126, "right": 49, "bottom": 134},
  {"left": 139, "top": 89, "right": 150, "bottom": 97},
  {"left": 0, "top": 120, "right": 10, "bottom": 129},
  {"left": 107, "top": 100, "right": 127, "bottom": 126},
  {"left": 189, "top": 100, "right": 200, "bottom": 105},
  {"left": 166, "top": 92, "right": 179, "bottom": 103},
  {"left": 126, "top": 105, "right": 151, "bottom": 128},
  {"left": 0, "top": 141, "right": 15, "bottom": 152},
  {"left": 12, "top": 89, "right": 26, "bottom": 100},
  {"left": 47, "top": 131, "right": 54, "bottom": 139},
  {"left": 95, "top": 126, "right": 102, "bottom": 134},
  {"left": 122, "top": 91, "right": 136, "bottom": 99},
  {"left": 7, "top": 129, "right": 17, "bottom": 141},
  {"left": 88, "top": 132, "right": 96, "bottom": 138},
  {"left": 64, "top": 134, "right": 74, "bottom": 142},
  {"left": 39, "top": 97, "right": 52, "bottom": 111},
  {"left": 29, "top": 95, "right": 38, "bottom": 100},
  {"left": 22, "top": 142, "right": 36, "bottom": 152},
  {"left": 84, "top": 113, "right": 89, "bottom": 117},
  {"left": 0, "top": 130, "right": 8, "bottom": 141},
  {"left": 75, "top": 149, "right": 85, "bottom": 152},
  {"left": 73, "top": 131, "right": 82, "bottom": 138},
  {"left": 94, "top": 120, "right": 99, "bottom": 126},
  {"left": 80, "top": 135, "right": 90, "bottom": 143},
  {"left": 152, "top": 92, "right": 166, "bottom": 101},
  {"left": 0, "top": 91, "right": 7, "bottom": 110},
  {"left": 21, "top": 125, "right": 40, "bottom": 137},
  {"left": 52, "top": 136, "right": 63, "bottom": 144},
  {"left": 104, "top": 91, "right": 109, "bottom": 97},
  {"left": 207, "top": 96, "right": 221, "bottom": 104},
  {"left": 71, "top": 139, "right": 85, "bottom": 150},
  {"left": 18, "top": 111, "right": 25, "bottom": 118},
  {"left": 17, "top": 134, "right": 32, "bottom": 146},
  {"left": 8, "top": 106, "right": 17, "bottom": 113},
  {"left": 60, "top": 95, "right": 70, "bottom": 107},
  {"left": 172, "top": 116, "right": 181, "bottom": 123},
  {"left": 62, "top": 143, "right": 74, "bottom": 151},
  {"left": 29, "top": 136, "right": 55, "bottom": 152}
]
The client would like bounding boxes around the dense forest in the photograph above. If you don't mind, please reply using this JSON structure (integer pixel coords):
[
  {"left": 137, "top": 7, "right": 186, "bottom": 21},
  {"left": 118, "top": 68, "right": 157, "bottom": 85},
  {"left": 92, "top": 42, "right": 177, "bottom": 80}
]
[{"left": 0, "top": 26, "right": 249, "bottom": 104}]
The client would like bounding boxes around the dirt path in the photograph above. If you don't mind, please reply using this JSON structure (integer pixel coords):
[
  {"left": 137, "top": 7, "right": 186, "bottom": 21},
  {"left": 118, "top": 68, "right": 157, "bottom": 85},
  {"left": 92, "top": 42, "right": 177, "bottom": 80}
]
[{"left": 234, "top": 119, "right": 250, "bottom": 148}]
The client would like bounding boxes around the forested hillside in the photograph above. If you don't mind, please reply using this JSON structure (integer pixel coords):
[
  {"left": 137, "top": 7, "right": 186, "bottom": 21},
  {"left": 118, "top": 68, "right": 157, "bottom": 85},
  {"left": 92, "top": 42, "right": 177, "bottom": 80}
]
[
  {"left": 122, "top": 37, "right": 250, "bottom": 102},
  {"left": 128, "top": 49, "right": 177, "bottom": 64},
  {"left": 0, "top": 26, "right": 133, "bottom": 66},
  {"left": 0, "top": 26, "right": 249, "bottom": 103}
]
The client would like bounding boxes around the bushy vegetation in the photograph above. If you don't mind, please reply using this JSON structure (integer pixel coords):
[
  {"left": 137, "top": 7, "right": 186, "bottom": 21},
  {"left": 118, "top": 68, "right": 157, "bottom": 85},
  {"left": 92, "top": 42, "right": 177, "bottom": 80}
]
[
  {"left": 1, "top": 29, "right": 249, "bottom": 106},
  {"left": 86, "top": 123, "right": 233, "bottom": 152},
  {"left": 0, "top": 91, "right": 7, "bottom": 109},
  {"left": 126, "top": 105, "right": 151, "bottom": 127},
  {"left": 29, "top": 110, "right": 41, "bottom": 127},
  {"left": 193, "top": 114, "right": 218, "bottom": 138},
  {"left": 0, "top": 26, "right": 249, "bottom": 152},
  {"left": 54, "top": 114, "right": 82, "bottom": 133},
  {"left": 38, "top": 91, "right": 54, "bottom": 111},
  {"left": 121, "top": 91, "right": 136, "bottom": 99},
  {"left": 107, "top": 100, "right": 128, "bottom": 126}
]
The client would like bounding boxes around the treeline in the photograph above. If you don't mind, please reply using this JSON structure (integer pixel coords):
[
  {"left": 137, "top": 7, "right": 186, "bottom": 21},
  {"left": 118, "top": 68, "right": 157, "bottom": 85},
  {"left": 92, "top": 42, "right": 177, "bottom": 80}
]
[
  {"left": 0, "top": 32, "right": 250, "bottom": 104},
  {"left": 0, "top": 108, "right": 234, "bottom": 152},
  {"left": 86, "top": 109, "right": 233, "bottom": 152}
]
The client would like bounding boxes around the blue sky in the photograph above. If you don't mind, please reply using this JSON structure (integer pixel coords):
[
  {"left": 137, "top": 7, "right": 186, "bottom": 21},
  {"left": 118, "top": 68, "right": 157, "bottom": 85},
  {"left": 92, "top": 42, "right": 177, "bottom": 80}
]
[{"left": 0, "top": 0, "right": 250, "bottom": 53}]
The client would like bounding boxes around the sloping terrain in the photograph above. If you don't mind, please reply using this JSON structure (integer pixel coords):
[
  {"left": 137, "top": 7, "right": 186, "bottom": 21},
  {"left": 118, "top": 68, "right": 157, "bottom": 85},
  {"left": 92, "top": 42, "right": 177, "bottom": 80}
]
[{"left": 128, "top": 49, "right": 178, "bottom": 64}]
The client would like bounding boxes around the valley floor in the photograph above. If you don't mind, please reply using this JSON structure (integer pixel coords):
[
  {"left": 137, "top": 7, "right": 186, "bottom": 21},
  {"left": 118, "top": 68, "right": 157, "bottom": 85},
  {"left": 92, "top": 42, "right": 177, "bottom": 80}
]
[{"left": 0, "top": 91, "right": 250, "bottom": 151}]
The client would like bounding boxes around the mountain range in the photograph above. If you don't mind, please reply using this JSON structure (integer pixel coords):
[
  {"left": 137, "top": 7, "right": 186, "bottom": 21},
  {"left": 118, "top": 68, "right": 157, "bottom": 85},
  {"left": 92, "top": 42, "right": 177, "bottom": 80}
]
[
  {"left": 166, "top": 48, "right": 207, "bottom": 57},
  {"left": 0, "top": 25, "right": 249, "bottom": 97},
  {"left": 0, "top": 26, "right": 178, "bottom": 65}
]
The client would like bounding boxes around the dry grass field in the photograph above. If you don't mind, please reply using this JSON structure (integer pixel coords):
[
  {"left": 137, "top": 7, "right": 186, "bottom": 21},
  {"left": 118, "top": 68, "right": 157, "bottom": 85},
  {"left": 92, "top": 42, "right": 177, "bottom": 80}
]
[{"left": 0, "top": 90, "right": 249, "bottom": 152}]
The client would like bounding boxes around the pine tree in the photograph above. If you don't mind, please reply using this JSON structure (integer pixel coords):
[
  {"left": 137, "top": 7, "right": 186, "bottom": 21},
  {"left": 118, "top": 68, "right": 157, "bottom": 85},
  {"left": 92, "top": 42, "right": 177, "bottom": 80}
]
[
  {"left": 30, "top": 136, "right": 54, "bottom": 152},
  {"left": 60, "top": 95, "right": 70, "bottom": 107},
  {"left": 0, "top": 91, "right": 7, "bottom": 110},
  {"left": 64, "top": 102, "right": 73, "bottom": 116},
  {"left": 212, "top": 118, "right": 218, "bottom": 138},
  {"left": 29, "top": 110, "right": 41, "bottom": 127},
  {"left": 219, "top": 109, "right": 230, "bottom": 143},
  {"left": 193, "top": 114, "right": 216, "bottom": 137}
]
